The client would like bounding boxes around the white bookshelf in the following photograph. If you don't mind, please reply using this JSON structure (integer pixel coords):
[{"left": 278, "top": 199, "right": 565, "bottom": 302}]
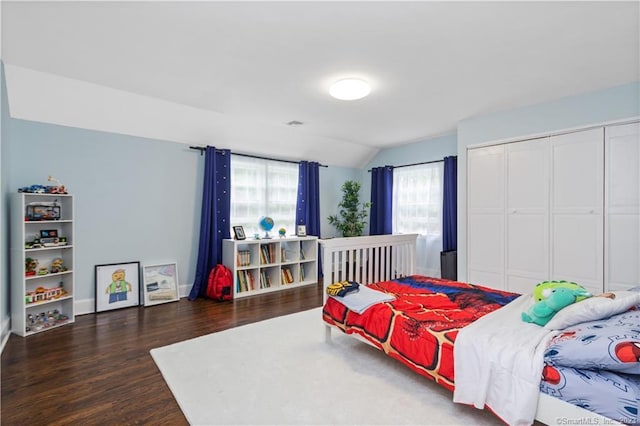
[
  {"left": 11, "top": 193, "right": 75, "bottom": 336},
  {"left": 222, "top": 236, "right": 318, "bottom": 299}
]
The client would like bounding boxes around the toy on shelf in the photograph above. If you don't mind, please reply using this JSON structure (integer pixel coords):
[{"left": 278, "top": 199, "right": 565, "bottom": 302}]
[
  {"left": 25, "top": 257, "right": 38, "bottom": 276},
  {"left": 25, "top": 236, "right": 68, "bottom": 249},
  {"left": 18, "top": 184, "right": 47, "bottom": 194},
  {"left": 50, "top": 258, "right": 67, "bottom": 274},
  {"left": 18, "top": 176, "right": 67, "bottom": 195},
  {"left": 25, "top": 283, "right": 67, "bottom": 304},
  {"left": 278, "top": 227, "right": 286, "bottom": 237},
  {"left": 46, "top": 176, "right": 67, "bottom": 194},
  {"left": 25, "top": 201, "right": 61, "bottom": 221},
  {"left": 25, "top": 309, "right": 69, "bottom": 333},
  {"left": 37, "top": 267, "right": 49, "bottom": 276}
]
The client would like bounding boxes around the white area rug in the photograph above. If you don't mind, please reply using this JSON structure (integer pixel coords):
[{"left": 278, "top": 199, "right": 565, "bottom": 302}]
[{"left": 150, "top": 308, "right": 500, "bottom": 425}]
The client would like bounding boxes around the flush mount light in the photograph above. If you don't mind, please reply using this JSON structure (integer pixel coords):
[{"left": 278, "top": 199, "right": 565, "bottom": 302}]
[{"left": 329, "top": 78, "right": 371, "bottom": 100}]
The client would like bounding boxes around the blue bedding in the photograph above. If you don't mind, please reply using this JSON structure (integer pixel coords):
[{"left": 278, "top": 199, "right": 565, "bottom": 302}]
[
  {"left": 540, "top": 364, "right": 640, "bottom": 424},
  {"left": 540, "top": 309, "right": 640, "bottom": 424}
]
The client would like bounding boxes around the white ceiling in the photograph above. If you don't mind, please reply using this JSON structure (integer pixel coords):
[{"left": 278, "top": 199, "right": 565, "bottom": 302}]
[{"left": 2, "top": 1, "right": 639, "bottom": 167}]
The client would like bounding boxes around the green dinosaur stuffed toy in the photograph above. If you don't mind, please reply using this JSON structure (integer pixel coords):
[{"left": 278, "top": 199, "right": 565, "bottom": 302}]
[
  {"left": 522, "top": 287, "right": 592, "bottom": 326},
  {"left": 533, "top": 280, "right": 590, "bottom": 302}
]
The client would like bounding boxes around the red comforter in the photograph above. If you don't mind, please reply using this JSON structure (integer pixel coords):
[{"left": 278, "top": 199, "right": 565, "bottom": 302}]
[{"left": 322, "top": 275, "right": 518, "bottom": 391}]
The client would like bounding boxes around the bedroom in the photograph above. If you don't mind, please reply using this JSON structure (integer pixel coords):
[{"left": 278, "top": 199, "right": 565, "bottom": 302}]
[{"left": 1, "top": 1, "right": 639, "bottom": 424}]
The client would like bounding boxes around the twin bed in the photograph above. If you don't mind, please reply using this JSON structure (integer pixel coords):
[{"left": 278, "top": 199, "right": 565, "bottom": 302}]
[{"left": 320, "top": 234, "right": 638, "bottom": 425}]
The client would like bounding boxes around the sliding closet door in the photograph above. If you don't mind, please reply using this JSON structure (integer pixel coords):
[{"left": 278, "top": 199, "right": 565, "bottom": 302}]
[
  {"left": 605, "top": 123, "right": 640, "bottom": 291},
  {"left": 467, "top": 145, "right": 505, "bottom": 289},
  {"left": 505, "top": 138, "right": 550, "bottom": 294},
  {"left": 550, "top": 128, "right": 604, "bottom": 294}
]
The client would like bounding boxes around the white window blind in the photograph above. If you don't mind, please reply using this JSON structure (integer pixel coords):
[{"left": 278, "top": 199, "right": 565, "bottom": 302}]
[
  {"left": 230, "top": 155, "right": 299, "bottom": 237},
  {"left": 392, "top": 162, "right": 444, "bottom": 276}
]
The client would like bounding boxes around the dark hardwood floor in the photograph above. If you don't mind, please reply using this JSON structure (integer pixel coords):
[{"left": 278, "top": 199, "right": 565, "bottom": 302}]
[{"left": 1, "top": 284, "right": 324, "bottom": 425}]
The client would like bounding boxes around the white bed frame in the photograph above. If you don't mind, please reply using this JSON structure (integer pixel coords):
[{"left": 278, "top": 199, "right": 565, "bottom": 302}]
[{"left": 319, "top": 234, "right": 621, "bottom": 426}]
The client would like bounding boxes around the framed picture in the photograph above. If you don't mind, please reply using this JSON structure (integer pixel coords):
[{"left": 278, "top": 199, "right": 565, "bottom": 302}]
[
  {"left": 95, "top": 261, "right": 141, "bottom": 313},
  {"left": 297, "top": 225, "right": 307, "bottom": 237},
  {"left": 142, "top": 262, "right": 179, "bottom": 306},
  {"left": 233, "top": 225, "right": 246, "bottom": 240}
]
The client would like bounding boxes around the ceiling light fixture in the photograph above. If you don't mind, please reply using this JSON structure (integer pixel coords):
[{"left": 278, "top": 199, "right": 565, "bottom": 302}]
[{"left": 329, "top": 78, "right": 371, "bottom": 100}]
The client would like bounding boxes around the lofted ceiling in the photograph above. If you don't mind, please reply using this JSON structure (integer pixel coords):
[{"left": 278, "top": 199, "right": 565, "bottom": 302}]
[{"left": 2, "top": 1, "right": 639, "bottom": 167}]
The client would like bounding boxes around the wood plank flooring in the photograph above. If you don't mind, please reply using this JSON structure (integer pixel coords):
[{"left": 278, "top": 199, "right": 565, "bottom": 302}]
[{"left": 1, "top": 284, "right": 323, "bottom": 425}]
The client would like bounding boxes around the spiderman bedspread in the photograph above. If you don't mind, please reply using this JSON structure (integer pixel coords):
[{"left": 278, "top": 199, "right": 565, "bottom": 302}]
[{"left": 322, "top": 275, "right": 519, "bottom": 391}]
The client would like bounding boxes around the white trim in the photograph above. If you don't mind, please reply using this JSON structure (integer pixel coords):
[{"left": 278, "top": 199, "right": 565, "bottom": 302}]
[
  {"left": 466, "top": 117, "right": 640, "bottom": 150},
  {"left": 179, "top": 283, "right": 190, "bottom": 299},
  {"left": 1, "top": 317, "right": 11, "bottom": 353},
  {"left": 77, "top": 283, "right": 190, "bottom": 315},
  {"left": 74, "top": 298, "right": 95, "bottom": 316}
]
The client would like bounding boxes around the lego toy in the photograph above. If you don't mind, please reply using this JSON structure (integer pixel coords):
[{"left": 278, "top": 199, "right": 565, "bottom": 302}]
[
  {"left": 25, "top": 258, "right": 38, "bottom": 276},
  {"left": 50, "top": 258, "right": 67, "bottom": 274}
]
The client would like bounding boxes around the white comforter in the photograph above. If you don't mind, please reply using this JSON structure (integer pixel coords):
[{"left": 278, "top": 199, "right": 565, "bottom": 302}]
[{"left": 453, "top": 295, "right": 558, "bottom": 426}]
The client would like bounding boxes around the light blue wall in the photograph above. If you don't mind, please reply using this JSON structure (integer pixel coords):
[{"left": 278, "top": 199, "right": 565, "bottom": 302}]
[
  {"left": 6, "top": 119, "right": 204, "bottom": 304},
  {"left": 0, "top": 86, "right": 356, "bottom": 313},
  {"left": 359, "top": 133, "right": 458, "bottom": 235},
  {"left": 456, "top": 81, "right": 640, "bottom": 282},
  {"left": 2, "top": 66, "right": 636, "bottom": 321},
  {"left": 320, "top": 166, "right": 362, "bottom": 238},
  {"left": 366, "top": 133, "right": 457, "bottom": 170}
]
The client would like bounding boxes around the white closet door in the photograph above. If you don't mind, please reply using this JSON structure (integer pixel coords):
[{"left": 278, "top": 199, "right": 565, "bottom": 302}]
[
  {"left": 506, "top": 138, "right": 550, "bottom": 294},
  {"left": 550, "top": 128, "right": 604, "bottom": 294},
  {"left": 467, "top": 145, "right": 505, "bottom": 289},
  {"left": 605, "top": 122, "right": 640, "bottom": 291}
]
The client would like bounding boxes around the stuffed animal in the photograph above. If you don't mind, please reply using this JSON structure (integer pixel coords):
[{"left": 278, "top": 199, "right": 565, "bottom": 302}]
[
  {"left": 533, "top": 280, "right": 590, "bottom": 303},
  {"left": 522, "top": 287, "right": 592, "bottom": 326}
]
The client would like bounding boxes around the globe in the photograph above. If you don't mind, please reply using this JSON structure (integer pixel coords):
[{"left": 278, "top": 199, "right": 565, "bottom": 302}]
[{"left": 259, "top": 216, "right": 274, "bottom": 239}]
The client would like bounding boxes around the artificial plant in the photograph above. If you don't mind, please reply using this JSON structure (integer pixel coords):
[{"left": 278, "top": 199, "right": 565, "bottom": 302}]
[{"left": 327, "top": 180, "right": 371, "bottom": 237}]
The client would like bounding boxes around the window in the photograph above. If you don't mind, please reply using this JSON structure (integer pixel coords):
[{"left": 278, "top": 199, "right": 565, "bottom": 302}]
[
  {"left": 230, "top": 155, "right": 298, "bottom": 237},
  {"left": 392, "top": 162, "right": 444, "bottom": 276}
]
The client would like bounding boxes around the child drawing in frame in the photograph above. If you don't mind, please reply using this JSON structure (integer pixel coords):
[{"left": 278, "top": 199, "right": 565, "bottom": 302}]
[{"left": 105, "top": 268, "right": 132, "bottom": 303}]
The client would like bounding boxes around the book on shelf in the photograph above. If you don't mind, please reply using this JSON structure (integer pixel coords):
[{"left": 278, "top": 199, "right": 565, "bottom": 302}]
[
  {"left": 237, "top": 250, "right": 251, "bottom": 267},
  {"left": 236, "top": 270, "right": 255, "bottom": 292},
  {"left": 260, "top": 270, "right": 272, "bottom": 288},
  {"left": 281, "top": 267, "right": 294, "bottom": 284},
  {"left": 260, "top": 244, "right": 276, "bottom": 264}
]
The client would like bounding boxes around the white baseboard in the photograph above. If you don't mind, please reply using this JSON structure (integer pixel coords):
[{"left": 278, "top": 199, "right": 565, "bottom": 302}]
[
  {"left": 75, "top": 298, "right": 95, "bottom": 316},
  {"left": 1, "top": 316, "right": 11, "bottom": 354},
  {"left": 179, "top": 283, "right": 190, "bottom": 298},
  {"left": 76, "top": 284, "right": 192, "bottom": 316}
]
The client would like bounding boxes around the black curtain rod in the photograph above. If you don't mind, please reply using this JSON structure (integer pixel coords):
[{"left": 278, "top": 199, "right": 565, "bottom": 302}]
[
  {"left": 367, "top": 157, "right": 455, "bottom": 172},
  {"left": 189, "top": 146, "right": 327, "bottom": 167}
]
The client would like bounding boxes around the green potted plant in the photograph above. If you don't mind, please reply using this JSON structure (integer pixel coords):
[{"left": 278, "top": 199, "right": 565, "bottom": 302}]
[{"left": 328, "top": 180, "right": 371, "bottom": 237}]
